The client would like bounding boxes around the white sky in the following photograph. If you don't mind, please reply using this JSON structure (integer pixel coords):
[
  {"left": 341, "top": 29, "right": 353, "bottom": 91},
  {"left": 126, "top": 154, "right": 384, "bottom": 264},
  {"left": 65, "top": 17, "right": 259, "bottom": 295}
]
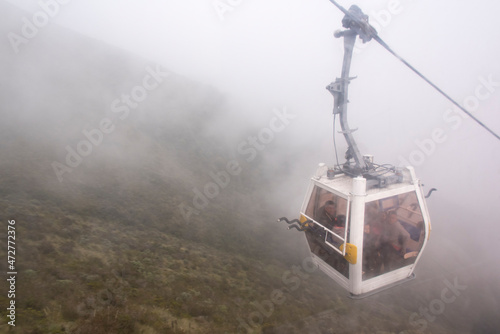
[
  {"left": 6, "top": 0, "right": 500, "bottom": 222},
  {"left": 8, "top": 0, "right": 500, "bottom": 98},
  {"left": 6, "top": 1, "right": 500, "bottom": 155}
]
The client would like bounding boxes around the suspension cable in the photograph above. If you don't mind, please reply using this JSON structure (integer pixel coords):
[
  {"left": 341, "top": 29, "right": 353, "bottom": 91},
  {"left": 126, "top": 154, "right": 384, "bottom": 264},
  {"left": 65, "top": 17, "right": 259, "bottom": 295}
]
[{"left": 327, "top": 0, "right": 500, "bottom": 142}]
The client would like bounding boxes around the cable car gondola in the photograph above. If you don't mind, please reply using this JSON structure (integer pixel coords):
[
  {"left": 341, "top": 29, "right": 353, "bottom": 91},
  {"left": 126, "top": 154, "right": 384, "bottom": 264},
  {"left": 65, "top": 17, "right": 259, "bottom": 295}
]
[{"left": 278, "top": 3, "right": 433, "bottom": 298}]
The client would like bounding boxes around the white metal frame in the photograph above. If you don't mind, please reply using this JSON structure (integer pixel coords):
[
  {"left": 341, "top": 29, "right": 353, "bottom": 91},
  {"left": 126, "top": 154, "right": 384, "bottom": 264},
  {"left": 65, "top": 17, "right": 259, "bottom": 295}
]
[{"left": 300, "top": 180, "right": 351, "bottom": 256}]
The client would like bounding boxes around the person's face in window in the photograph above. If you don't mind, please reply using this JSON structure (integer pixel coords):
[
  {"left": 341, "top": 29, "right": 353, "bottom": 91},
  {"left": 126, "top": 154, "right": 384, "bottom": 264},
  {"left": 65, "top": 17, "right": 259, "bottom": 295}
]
[{"left": 325, "top": 204, "right": 336, "bottom": 217}]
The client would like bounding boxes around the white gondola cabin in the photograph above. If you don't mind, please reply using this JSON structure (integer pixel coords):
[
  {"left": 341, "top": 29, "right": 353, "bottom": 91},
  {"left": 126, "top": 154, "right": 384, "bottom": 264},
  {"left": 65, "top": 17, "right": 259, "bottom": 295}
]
[{"left": 296, "top": 163, "right": 431, "bottom": 297}]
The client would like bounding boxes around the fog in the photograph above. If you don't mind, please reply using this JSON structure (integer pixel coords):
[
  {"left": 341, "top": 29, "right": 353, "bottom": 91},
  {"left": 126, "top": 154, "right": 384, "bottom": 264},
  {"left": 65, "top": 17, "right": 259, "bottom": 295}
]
[{"left": 2, "top": 0, "right": 500, "bottom": 332}]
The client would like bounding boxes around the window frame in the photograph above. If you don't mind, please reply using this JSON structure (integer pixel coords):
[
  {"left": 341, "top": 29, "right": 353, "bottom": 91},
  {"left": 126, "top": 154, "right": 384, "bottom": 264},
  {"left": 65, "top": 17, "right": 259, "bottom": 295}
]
[{"left": 301, "top": 183, "right": 351, "bottom": 256}]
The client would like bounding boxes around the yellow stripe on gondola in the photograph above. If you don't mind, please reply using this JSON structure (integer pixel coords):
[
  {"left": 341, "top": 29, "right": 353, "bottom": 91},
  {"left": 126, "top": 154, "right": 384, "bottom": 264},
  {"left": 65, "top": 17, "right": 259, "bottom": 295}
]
[{"left": 340, "top": 243, "right": 357, "bottom": 264}]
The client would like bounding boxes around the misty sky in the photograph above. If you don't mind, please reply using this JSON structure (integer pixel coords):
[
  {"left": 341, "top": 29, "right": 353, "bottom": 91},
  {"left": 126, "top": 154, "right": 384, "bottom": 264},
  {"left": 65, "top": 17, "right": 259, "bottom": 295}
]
[
  {"left": 7, "top": 0, "right": 499, "bottom": 143},
  {"left": 5, "top": 0, "right": 500, "bottom": 258}
]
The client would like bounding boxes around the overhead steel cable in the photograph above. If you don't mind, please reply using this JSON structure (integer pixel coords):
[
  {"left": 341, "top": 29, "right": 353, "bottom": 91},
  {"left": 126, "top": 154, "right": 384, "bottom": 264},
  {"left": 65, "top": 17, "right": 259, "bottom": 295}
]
[
  {"left": 371, "top": 36, "right": 500, "bottom": 142},
  {"left": 327, "top": 0, "right": 500, "bottom": 142}
]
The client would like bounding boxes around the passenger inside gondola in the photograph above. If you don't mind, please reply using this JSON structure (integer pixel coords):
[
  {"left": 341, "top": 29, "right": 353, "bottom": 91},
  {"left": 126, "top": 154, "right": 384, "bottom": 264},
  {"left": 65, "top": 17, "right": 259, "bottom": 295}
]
[
  {"left": 315, "top": 200, "right": 337, "bottom": 229},
  {"left": 380, "top": 211, "right": 410, "bottom": 272},
  {"left": 363, "top": 202, "right": 383, "bottom": 278},
  {"left": 363, "top": 192, "right": 427, "bottom": 279},
  {"left": 332, "top": 214, "right": 346, "bottom": 237},
  {"left": 303, "top": 189, "right": 350, "bottom": 278}
]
